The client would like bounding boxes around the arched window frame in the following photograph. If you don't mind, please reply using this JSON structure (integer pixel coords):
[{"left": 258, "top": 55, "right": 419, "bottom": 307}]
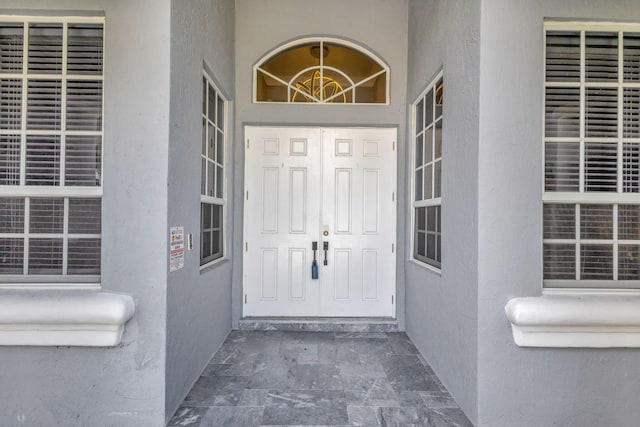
[{"left": 253, "top": 37, "right": 390, "bottom": 105}]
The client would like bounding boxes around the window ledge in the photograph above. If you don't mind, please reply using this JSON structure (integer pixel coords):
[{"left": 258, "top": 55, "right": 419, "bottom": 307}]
[
  {"left": 505, "top": 294, "right": 640, "bottom": 348},
  {"left": 0, "top": 291, "right": 135, "bottom": 347}
]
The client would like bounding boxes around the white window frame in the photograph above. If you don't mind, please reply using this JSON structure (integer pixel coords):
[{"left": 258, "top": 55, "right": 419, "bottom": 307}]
[
  {"left": 0, "top": 15, "right": 105, "bottom": 288},
  {"left": 543, "top": 21, "right": 640, "bottom": 290},
  {"left": 200, "top": 71, "right": 227, "bottom": 268},
  {"left": 410, "top": 70, "right": 443, "bottom": 272},
  {"left": 253, "top": 37, "right": 390, "bottom": 105}
]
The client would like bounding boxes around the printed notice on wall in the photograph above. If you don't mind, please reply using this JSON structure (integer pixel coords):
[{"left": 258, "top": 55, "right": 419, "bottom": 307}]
[{"left": 170, "top": 226, "right": 185, "bottom": 272}]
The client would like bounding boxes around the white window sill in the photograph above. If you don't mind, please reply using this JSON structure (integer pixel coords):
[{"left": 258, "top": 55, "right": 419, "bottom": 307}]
[
  {"left": 0, "top": 290, "right": 135, "bottom": 347},
  {"left": 505, "top": 293, "right": 640, "bottom": 348}
]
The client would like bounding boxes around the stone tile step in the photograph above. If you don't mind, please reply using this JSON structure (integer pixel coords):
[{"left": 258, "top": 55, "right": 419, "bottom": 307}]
[{"left": 238, "top": 317, "right": 399, "bottom": 332}]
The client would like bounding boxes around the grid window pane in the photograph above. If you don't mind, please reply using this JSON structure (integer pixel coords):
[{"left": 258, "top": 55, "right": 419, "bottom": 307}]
[
  {"left": 416, "top": 231, "right": 425, "bottom": 257},
  {"left": 66, "top": 80, "right": 102, "bottom": 131},
  {"left": 68, "top": 198, "right": 101, "bottom": 234},
  {"left": 586, "top": 88, "right": 618, "bottom": 137},
  {"left": 207, "top": 161, "right": 214, "bottom": 197},
  {"left": 28, "top": 24, "right": 62, "bottom": 74},
  {"left": 423, "top": 164, "right": 432, "bottom": 200},
  {"left": 623, "top": 143, "right": 639, "bottom": 193},
  {"left": 0, "top": 24, "right": 24, "bottom": 73},
  {"left": 217, "top": 96, "right": 224, "bottom": 131},
  {"left": 27, "top": 79, "right": 62, "bottom": 130},
  {"left": 424, "top": 128, "right": 433, "bottom": 164},
  {"left": 201, "top": 158, "right": 206, "bottom": 196},
  {"left": 435, "top": 120, "right": 442, "bottom": 159},
  {"left": 424, "top": 89, "right": 434, "bottom": 127},
  {"left": 68, "top": 238, "right": 100, "bottom": 275},
  {"left": 544, "top": 142, "right": 580, "bottom": 191},
  {"left": 208, "top": 85, "right": 216, "bottom": 123},
  {"left": 543, "top": 203, "right": 575, "bottom": 239},
  {"left": 545, "top": 87, "right": 580, "bottom": 137},
  {"left": 434, "top": 160, "right": 441, "bottom": 198},
  {"left": 0, "top": 79, "right": 22, "bottom": 129},
  {"left": 546, "top": 31, "right": 581, "bottom": 82},
  {"left": 580, "top": 244, "right": 613, "bottom": 280},
  {"left": 435, "top": 79, "right": 443, "bottom": 118},
  {"left": 415, "top": 99, "right": 424, "bottom": 134},
  {"left": 216, "top": 166, "right": 223, "bottom": 198},
  {"left": 0, "top": 197, "right": 24, "bottom": 233},
  {"left": 585, "top": 142, "right": 617, "bottom": 192},
  {"left": 414, "top": 169, "right": 422, "bottom": 202},
  {"left": 619, "top": 245, "right": 640, "bottom": 280},
  {"left": 65, "top": 136, "right": 102, "bottom": 186},
  {"left": 544, "top": 244, "right": 576, "bottom": 280},
  {"left": 580, "top": 204, "right": 613, "bottom": 240},
  {"left": 26, "top": 135, "right": 61, "bottom": 185},
  {"left": 0, "top": 237, "right": 23, "bottom": 273},
  {"left": 623, "top": 33, "right": 640, "bottom": 82},
  {"left": 624, "top": 88, "right": 640, "bottom": 138},
  {"left": 28, "top": 238, "right": 63, "bottom": 274},
  {"left": 217, "top": 130, "right": 224, "bottom": 165},
  {"left": 618, "top": 205, "right": 640, "bottom": 241},
  {"left": 426, "top": 233, "right": 436, "bottom": 260},
  {"left": 415, "top": 134, "right": 423, "bottom": 168},
  {"left": 417, "top": 207, "right": 425, "bottom": 230},
  {"left": 0, "top": 135, "right": 21, "bottom": 185},
  {"left": 29, "top": 198, "right": 63, "bottom": 234},
  {"left": 67, "top": 24, "right": 103, "bottom": 75},
  {"left": 585, "top": 32, "right": 618, "bottom": 82}
]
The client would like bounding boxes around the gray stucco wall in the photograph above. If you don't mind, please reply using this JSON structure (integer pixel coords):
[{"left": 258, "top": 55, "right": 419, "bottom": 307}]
[
  {"left": 0, "top": 1, "right": 171, "bottom": 426},
  {"left": 166, "top": 0, "right": 235, "bottom": 421},
  {"left": 232, "top": 0, "right": 409, "bottom": 328},
  {"left": 477, "top": 1, "right": 640, "bottom": 426},
  {"left": 404, "top": 0, "right": 480, "bottom": 423}
]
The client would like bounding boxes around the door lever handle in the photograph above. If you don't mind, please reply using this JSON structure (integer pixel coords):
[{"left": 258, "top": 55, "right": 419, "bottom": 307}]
[
  {"left": 323, "top": 242, "right": 329, "bottom": 266},
  {"left": 311, "top": 241, "right": 318, "bottom": 279}
]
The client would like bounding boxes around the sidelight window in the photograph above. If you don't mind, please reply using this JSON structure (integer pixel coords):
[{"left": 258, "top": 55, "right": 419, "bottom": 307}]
[
  {"left": 200, "top": 72, "right": 226, "bottom": 266},
  {"left": 543, "top": 23, "right": 640, "bottom": 288},
  {"left": 412, "top": 72, "right": 443, "bottom": 270}
]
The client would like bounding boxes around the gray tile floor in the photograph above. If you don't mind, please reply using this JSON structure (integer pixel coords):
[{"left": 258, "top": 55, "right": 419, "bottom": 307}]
[{"left": 169, "top": 331, "right": 473, "bottom": 427}]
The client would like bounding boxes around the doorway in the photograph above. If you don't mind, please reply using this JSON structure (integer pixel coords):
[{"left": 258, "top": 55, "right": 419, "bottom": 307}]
[{"left": 243, "top": 126, "right": 396, "bottom": 317}]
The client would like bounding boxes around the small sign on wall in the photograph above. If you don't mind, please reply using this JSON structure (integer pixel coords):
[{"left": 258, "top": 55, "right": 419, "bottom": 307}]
[{"left": 170, "top": 226, "right": 185, "bottom": 272}]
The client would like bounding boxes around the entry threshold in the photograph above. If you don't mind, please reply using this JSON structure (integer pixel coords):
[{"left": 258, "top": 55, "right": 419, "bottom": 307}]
[{"left": 238, "top": 317, "right": 398, "bottom": 333}]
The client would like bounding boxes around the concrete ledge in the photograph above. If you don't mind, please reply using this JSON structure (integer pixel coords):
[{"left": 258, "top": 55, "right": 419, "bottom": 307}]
[
  {"left": 0, "top": 291, "right": 135, "bottom": 347},
  {"left": 505, "top": 295, "right": 640, "bottom": 348}
]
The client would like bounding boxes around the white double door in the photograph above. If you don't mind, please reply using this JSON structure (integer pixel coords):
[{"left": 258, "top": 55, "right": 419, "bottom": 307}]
[{"left": 243, "top": 126, "right": 396, "bottom": 317}]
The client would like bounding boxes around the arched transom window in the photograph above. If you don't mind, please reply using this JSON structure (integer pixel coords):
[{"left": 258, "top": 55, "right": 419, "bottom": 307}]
[{"left": 254, "top": 38, "right": 389, "bottom": 104}]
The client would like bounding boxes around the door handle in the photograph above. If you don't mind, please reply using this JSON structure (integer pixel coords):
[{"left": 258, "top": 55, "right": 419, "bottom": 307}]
[
  {"left": 323, "top": 242, "right": 329, "bottom": 266},
  {"left": 311, "top": 241, "right": 318, "bottom": 279}
]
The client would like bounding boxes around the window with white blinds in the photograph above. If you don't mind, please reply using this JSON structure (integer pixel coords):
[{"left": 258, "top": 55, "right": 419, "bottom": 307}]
[
  {"left": 543, "top": 23, "right": 640, "bottom": 288},
  {"left": 412, "top": 71, "right": 443, "bottom": 270},
  {"left": 0, "top": 17, "right": 103, "bottom": 285},
  {"left": 200, "top": 72, "right": 226, "bottom": 266}
]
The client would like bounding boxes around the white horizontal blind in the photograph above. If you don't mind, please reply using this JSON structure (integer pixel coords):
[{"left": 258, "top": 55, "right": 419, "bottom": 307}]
[
  {"left": 412, "top": 72, "right": 443, "bottom": 269},
  {"left": 544, "top": 24, "right": 640, "bottom": 288},
  {"left": 200, "top": 72, "right": 226, "bottom": 266},
  {"left": 0, "top": 17, "right": 104, "bottom": 285}
]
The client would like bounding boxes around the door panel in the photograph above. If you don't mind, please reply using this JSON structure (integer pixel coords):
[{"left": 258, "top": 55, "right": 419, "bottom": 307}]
[
  {"left": 319, "top": 128, "right": 396, "bottom": 316},
  {"left": 244, "top": 127, "right": 321, "bottom": 316},
  {"left": 243, "top": 126, "right": 396, "bottom": 317}
]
